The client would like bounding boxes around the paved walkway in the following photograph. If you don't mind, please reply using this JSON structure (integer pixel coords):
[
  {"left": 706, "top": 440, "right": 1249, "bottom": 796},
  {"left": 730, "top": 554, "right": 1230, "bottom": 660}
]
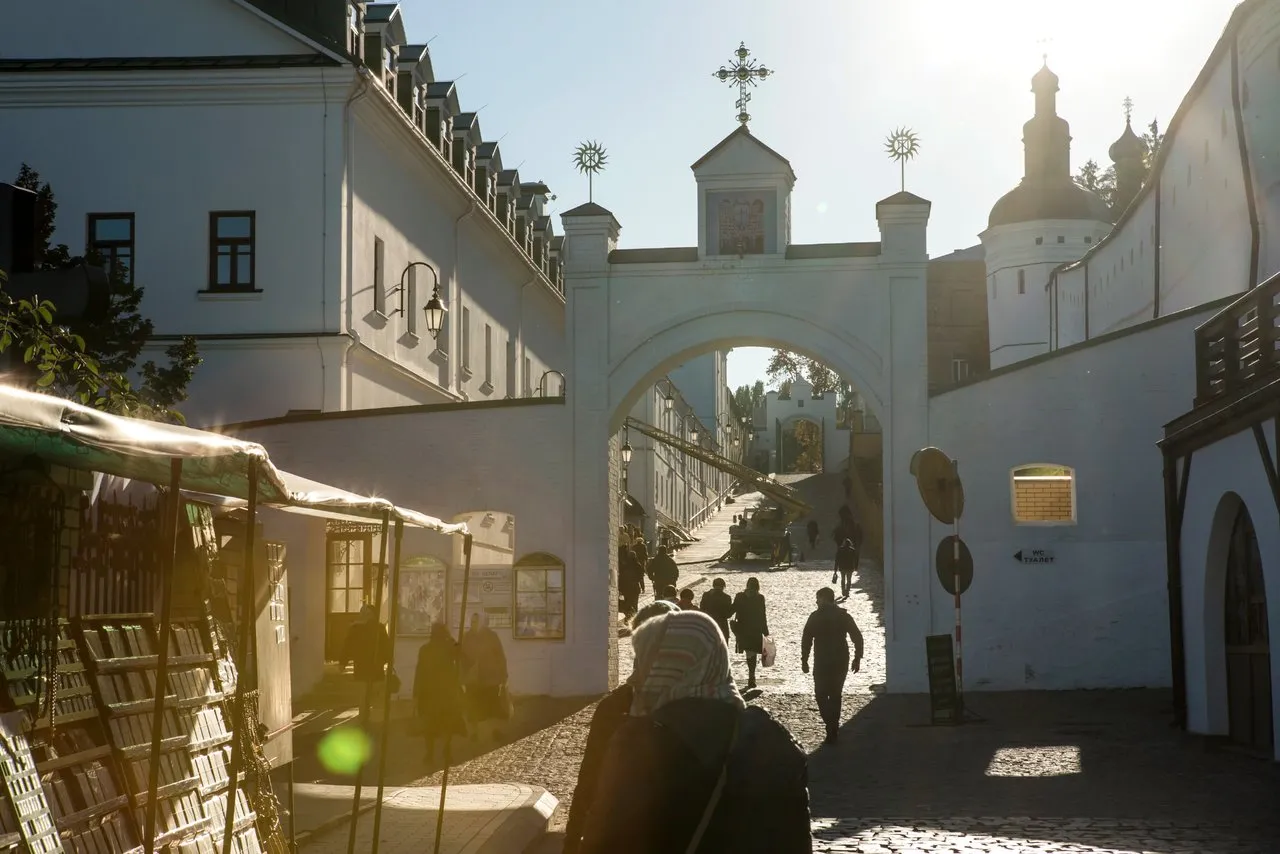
[{"left": 298, "top": 784, "right": 555, "bottom": 854}]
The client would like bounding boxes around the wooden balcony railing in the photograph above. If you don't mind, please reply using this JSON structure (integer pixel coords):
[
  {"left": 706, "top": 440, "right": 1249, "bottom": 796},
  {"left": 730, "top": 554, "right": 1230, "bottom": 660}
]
[{"left": 1194, "top": 271, "right": 1280, "bottom": 405}]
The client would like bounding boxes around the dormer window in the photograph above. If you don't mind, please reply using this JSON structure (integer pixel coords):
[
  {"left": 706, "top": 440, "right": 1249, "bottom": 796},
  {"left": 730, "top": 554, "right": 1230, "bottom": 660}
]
[
  {"left": 384, "top": 46, "right": 396, "bottom": 90},
  {"left": 348, "top": 2, "right": 364, "bottom": 60}
]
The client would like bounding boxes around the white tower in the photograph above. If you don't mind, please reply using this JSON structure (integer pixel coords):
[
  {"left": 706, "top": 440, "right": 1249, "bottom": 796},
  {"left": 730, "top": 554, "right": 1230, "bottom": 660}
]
[{"left": 981, "top": 63, "right": 1112, "bottom": 369}]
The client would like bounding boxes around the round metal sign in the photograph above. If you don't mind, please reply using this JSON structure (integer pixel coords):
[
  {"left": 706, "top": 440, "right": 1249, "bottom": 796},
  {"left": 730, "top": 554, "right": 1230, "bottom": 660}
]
[
  {"left": 913, "top": 447, "right": 965, "bottom": 525},
  {"left": 935, "top": 535, "right": 974, "bottom": 596}
]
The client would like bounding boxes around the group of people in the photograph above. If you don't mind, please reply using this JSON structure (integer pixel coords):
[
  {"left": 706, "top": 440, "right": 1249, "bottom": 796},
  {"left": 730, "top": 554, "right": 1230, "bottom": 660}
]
[
  {"left": 339, "top": 605, "right": 512, "bottom": 763},
  {"left": 618, "top": 527, "right": 681, "bottom": 618}
]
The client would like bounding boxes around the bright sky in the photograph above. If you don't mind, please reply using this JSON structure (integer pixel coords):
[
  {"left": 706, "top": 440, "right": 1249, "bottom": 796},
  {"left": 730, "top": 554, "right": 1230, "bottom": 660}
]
[{"left": 397, "top": 0, "right": 1242, "bottom": 389}]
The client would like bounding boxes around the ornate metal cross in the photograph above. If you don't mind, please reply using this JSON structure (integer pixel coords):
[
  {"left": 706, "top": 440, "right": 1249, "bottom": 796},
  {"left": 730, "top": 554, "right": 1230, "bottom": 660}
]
[
  {"left": 712, "top": 42, "right": 772, "bottom": 127},
  {"left": 1123, "top": 96, "right": 1134, "bottom": 123}
]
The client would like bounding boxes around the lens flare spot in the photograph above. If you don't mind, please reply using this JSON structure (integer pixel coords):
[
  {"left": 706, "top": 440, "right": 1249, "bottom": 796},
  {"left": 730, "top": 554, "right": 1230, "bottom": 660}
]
[
  {"left": 816, "top": 202, "right": 829, "bottom": 214},
  {"left": 317, "top": 726, "right": 372, "bottom": 775}
]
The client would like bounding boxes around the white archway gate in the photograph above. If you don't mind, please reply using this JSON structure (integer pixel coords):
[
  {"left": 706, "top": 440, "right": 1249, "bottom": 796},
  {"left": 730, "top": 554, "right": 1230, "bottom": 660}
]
[{"left": 554, "top": 127, "right": 936, "bottom": 695}]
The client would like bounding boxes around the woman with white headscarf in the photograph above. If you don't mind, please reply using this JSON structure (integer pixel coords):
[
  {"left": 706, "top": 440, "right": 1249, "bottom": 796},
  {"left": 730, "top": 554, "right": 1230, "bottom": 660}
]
[{"left": 577, "top": 610, "right": 812, "bottom": 854}]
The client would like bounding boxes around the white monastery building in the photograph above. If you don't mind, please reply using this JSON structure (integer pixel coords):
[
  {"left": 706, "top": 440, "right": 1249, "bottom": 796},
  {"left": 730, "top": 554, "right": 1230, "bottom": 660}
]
[{"left": 1, "top": 0, "right": 1278, "bottom": 760}]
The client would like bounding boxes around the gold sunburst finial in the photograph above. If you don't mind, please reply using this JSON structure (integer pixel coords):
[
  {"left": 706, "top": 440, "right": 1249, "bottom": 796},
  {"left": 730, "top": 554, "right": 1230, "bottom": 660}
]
[
  {"left": 884, "top": 127, "right": 921, "bottom": 192},
  {"left": 572, "top": 140, "right": 608, "bottom": 202}
]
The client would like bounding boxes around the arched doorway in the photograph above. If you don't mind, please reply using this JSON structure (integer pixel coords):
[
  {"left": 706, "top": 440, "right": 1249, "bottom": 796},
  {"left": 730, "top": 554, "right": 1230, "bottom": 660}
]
[
  {"left": 778, "top": 414, "right": 823, "bottom": 474},
  {"left": 1224, "top": 503, "right": 1273, "bottom": 753}
]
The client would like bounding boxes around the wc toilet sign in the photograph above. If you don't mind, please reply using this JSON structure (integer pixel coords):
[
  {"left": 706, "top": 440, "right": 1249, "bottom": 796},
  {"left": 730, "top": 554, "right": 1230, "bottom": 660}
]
[{"left": 1013, "top": 549, "right": 1056, "bottom": 564}]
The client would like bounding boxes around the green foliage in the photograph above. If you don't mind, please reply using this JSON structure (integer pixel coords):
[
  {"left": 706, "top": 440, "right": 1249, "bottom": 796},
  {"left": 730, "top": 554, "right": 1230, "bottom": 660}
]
[
  {"left": 3, "top": 164, "right": 201, "bottom": 421},
  {"left": 730, "top": 380, "right": 764, "bottom": 422},
  {"left": 781, "top": 418, "right": 823, "bottom": 473},
  {"left": 765, "top": 349, "right": 852, "bottom": 419}
]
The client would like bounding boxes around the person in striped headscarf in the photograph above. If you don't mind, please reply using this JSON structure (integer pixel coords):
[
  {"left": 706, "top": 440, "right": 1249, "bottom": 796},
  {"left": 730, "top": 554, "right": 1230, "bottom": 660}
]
[{"left": 577, "top": 610, "right": 812, "bottom": 854}]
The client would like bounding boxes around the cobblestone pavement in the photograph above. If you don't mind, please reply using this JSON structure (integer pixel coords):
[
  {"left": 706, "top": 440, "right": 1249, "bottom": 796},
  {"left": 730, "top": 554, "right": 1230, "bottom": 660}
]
[{"left": 413, "top": 475, "right": 1280, "bottom": 852}]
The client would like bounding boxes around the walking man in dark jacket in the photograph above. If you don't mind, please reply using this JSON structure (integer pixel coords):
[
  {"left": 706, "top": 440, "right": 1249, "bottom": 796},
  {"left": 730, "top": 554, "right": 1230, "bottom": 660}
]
[
  {"left": 648, "top": 546, "right": 679, "bottom": 596},
  {"left": 698, "top": 578, "right": 733, "bottom": 640},
  {"left": 801, "top": 587, "right": 864, "bottom": 744}
]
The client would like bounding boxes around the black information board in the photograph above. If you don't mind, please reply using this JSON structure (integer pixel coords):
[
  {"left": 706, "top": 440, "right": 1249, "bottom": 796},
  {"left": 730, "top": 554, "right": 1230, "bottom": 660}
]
[{"left": 925, "top": 634, "right": 960, "bottom": 725}]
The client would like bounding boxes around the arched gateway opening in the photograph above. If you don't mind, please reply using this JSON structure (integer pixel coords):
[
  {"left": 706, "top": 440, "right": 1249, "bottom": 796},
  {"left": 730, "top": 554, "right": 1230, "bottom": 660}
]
[{"left": 556, "top": 125, "right": 935, "bottom": 696}]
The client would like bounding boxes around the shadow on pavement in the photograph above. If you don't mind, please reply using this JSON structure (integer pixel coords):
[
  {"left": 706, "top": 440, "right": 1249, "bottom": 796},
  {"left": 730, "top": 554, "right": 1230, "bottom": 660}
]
[{"left": 804, "top": 690, "right": 1280, "bottom": 850}]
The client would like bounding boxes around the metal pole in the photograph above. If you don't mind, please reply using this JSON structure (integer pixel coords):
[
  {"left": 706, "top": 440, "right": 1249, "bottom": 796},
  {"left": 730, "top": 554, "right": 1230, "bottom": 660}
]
[
  {"left": 433, "top": 533, "right": 473, "bottom": 854},
  {"left": 221, "top": 458, "right": 260, "bottom": 854},
  {"left": 370, "top": 520, "right": 405, "bottom": 854},
  {"left": 287, "top": 581, "right": 298, "bottom": 854},
  {"left": 345, "top": 510, "right": 392, "bottom": 854},
  {"left": 142, "top": 458, "right": 183, "bottom": 853},
  {"left": 951, "top": 460, "right": 963, "bottom": 719}
]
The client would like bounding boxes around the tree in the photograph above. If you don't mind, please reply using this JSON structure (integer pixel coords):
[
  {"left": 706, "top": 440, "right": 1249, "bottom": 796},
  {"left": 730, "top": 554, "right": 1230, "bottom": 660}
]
[
  {"left": 0, "top": 268, "right": 139, "bottom": 409},
  {"left": 10, "top": 165, "right": 200, "bottom": 418},
  {"left": 781, "top": 418, "right": 823, "bottom": 473},
  {"left": 731, "top": 380, "right": 764, "bottom": 423},
  {"left": 1073, "top": 159, "right": 1116, "bottom": 209},
  {"left": 766, "top": 349, "right": 853, "bottom": 420}
]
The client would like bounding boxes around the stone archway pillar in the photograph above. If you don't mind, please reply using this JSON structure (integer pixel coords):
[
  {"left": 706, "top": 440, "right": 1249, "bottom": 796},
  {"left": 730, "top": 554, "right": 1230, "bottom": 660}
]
[
  {"left": 562, "top": 204, "right": 624, "bottom": 694},
  {"left": 877, "top": 193, "right": 934, "bottom": 693}
]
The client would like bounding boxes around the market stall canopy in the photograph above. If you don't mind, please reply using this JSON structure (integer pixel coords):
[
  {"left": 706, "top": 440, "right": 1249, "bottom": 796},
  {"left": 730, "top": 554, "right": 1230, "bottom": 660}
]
[
  {"left": 0, "top": 385, "right": 290, "bottom": 502},
  {"left": 0, "top": 387, "right": 468, "bottom": 536},
  {"left": 255, "top": 470, "right": 468, "bottom": 535}
]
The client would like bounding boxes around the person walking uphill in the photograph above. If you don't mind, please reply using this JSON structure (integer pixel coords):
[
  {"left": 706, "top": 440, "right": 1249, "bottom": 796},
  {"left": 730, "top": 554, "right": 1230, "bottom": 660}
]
[
  {"left": 729, "top": 577, "right": 769, "bottom": 689},
  {"left": 563, "top": 601, "right": 680, "bottom": 854},
  {"left": 576, "top": 610, "right": 813, "bottom": 854},
  {"left": 801, "top": 587, "right": 864, "bottom": 745},
  {"left": 698, "top": 578, "right": 733, "bottom": 641},
  {"left": 649, "top": 545, "right": 679, "bottom": 596}
]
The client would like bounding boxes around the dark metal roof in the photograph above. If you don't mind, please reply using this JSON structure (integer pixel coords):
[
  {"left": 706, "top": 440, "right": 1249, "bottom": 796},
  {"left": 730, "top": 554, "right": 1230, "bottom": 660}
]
[
  {"left": 241, "top": 0, "right": 353, "bottom": 58},
  {"left": 477, "top": 141, "right": 501, "bottom": 159},
  {"left": 534, "top": 216, "right": 552, "bottom": 232},
  {"left": 0, "top": 54, "right": 339, "bottom": 72},
  {"left": 1108, "top": 120, "right": 1145, "bottom": 162},
  {"left": 497, "top": 169, "right": 521, "bottom": 186},
  {"left": 561, "top": 202, "right": 615, "bottom": 218},
  {"left": 364, "top": 3, "right": 401, "bottom": 24},
  {"left": 609, "top": 247, "right": 698, "bottom": 264},
  {"left": 987, "top": 181, "right": 1110, "bottom": 229},
  {"left": 398, "top": 43, "right": 430, "bottom": 64},
  {"left": 516, "top": 196, "right": 535, "bottom": 210},
  {"left": 550, "top": 236, "right": 565, "bottom": 251},
  {"left": 425, "top": 81, "right": 455, "bottom": 98},
  {"left": 785, "top": 242, "right": 881, "bottom": 260},
  {"left": 454, "top": 112, "right": 478, "bottom": 130},
  {"left": 520, "top": 181, "right": 551, "bottom": 197}
]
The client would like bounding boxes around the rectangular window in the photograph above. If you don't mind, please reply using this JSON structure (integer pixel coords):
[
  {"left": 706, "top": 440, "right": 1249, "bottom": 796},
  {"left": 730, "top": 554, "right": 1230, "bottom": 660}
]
[
  {"left": 514, "top": 556, "right": 566, "bottom": 640},
  {"left": 208, "top": 211, "right": 256, "bottom": 292},
  {"left": 523, "top": 356, "right": 531, "bottom": 396},
  {"left": 506, "top": 338, "right": 517, "bottom": 397},
  {"left": 373, "top": 237, "right": 386, "bottom": 315},
  {"left": 484, "top": 324, "right": 493, "bottom": 382},
  {"left": 951, "top": 358, "right": 969, "bottom": 383},
  {"left": 1017, "top": 270, "right": 1026, "bottom": 294},
  {"left": 461, "top": 307, "right": 472, "bottom": 371},
  {"left": 406, "top": 265, "right": 418, "bottom": 334},
  {"left": 87, "top": 213, "right": 135, "bottom": 285}
]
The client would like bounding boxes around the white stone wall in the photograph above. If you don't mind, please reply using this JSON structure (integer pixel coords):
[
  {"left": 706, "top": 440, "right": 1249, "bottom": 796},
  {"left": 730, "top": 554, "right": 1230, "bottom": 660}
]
[
  {"left": 927, "top": 304, "right": 1218, "bottom": 691},
  {"left": 0, "top": 0, "right": 564, "bottom": 428},
  {"left": 981, "top": 220, "right": 1109, "bottom": 369},
  {"left": 753, "top": 380, "right": 848, "bottom": 472},
  {"left": 1052, "top": 0, "right": 1279, "bottom": 346},
  {"left": 1177, "top": 427, "right": 1280, "bottom": 761},
  {"left": 230, "top": 400, "right": 580, "bottom": 697}
]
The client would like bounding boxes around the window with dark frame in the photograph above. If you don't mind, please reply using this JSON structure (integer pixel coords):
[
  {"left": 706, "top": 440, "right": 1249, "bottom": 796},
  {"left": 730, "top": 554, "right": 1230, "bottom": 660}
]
[
  {"left": 208, "top": 212, "right": 256, "bottom": 292},
  {"left": 406, "top": 265, "right": 418, "bottom": 334},
  {"left": 513, "top": 553, "right": 566, "bottom": 640},
  {"left": 87, "top": 213, "right": 135, "bottom": 285},
  {"left": 1017, "top": 269, "right": 1026, "bottom": 294},
  {"left": 373, "top": 236, "right": 386, "bottom": 315}
]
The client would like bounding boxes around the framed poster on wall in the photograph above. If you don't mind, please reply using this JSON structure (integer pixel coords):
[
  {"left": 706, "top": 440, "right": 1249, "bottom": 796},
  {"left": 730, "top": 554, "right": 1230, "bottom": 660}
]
[{"left": 397, "top": 557, "right": 448, "bottom": 636}]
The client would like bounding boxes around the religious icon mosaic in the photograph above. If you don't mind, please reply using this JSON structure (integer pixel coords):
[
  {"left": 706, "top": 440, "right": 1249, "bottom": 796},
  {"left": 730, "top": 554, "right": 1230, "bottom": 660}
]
[{"left": 706, "top": 191, "right": 777, "bottom": 255}]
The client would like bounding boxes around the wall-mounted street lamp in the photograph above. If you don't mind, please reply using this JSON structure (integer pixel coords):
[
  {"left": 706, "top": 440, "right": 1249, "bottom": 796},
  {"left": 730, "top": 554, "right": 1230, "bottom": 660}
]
[
  {"left": 621, "top": 434, "right": 634, "bottom": 466},
  {"left": 684, "top": 414, "right": 699, "bottom": 444},
  {"left": 537, "top": 369, "right": 566, "bottom": 397},
  {"left": 663, "top": 379, "right": 675, "bottom": 412},
  {"left": 390, "top": 261, "right": 448, "bottom": 340}
]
